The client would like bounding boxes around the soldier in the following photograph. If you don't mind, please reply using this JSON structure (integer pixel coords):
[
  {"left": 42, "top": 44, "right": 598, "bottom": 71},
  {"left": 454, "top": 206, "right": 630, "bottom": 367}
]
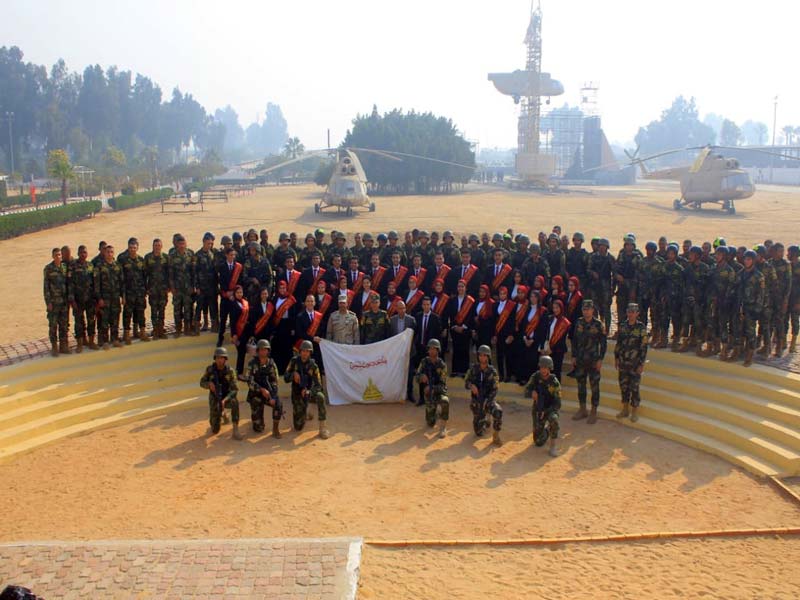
[
  {"left": 465, "top": 345, "right": 503, "bottom": 446},
  {"left": 656, "top": 244, "right": 684, "bottom": 350},
  {"left": 313, "top": 228, "right": 327, "bottom": 257},
  {"left": 637, "top": 241, "right": 662, "bottom": 341},
  {"left": 587, "top": 238, "right": 614, "bottom": 333},
  {"left": 614, "top": 303, "right": 648, "bottom": 422},
  {"left": 566, "top": 232, "right": 589, "bottom": 287},
  {"left": 522, "top": 244, "right": 551, "bottom": 289},
  {"left": 44, "top": 247, "right": 69, "bottom": 356},
  {"left": 571, "top": 299, "right": 607, "bottom": 424},
  {"left": 243, "top": 242, "right": 273, "bottom": 304},
  {"left": 232, "top": 231, "right": 245, "bottom": 264},
  {"left": 120, "top": 237, "right": 149, "bottom": 344},
  {"left": 94, "top": 244, "right": 124, "bottom": 349},
  {"left": 327, "top": 293, "right": 360, "bottom": 344},
  {"left": 194, "top": 232, "right": 219, "bottom": 332},
  {"left": 656, "top": 236, "right": 668, "bottom": 261},
  {"left": 677, "top": 246, "right": 709, "bottom": 354},
  {"left": 705, "top": 246, "right": 737, "bottom": 360},
  {"left": 272, "top": 232, "right": 297, "bottom": 271},
  {"left": 283, "top": 340, "right": 329, "bottom": 438},
  {"left": 260, "top": 229, "right": 274, "bottom": 263},
  {"left": 357, "top": 233, "right": 376, "bottom": 270},
  {"left": 246, "top": 339, "right": 283, "bottom": 437},
  {"left": 68, "top": 245, "right": 97, "bottom": 352},
  {"left": 91, "top": 241, "right": 107, "bottom": 268},
  {"left": 771, "top": 243, "right": 792, "bottom": 356},
  {"left": 613, "top": 235, "right": 640, "bottom": 338},
  {"left": 168, "top": 234, "right": 196, "bottom": 338},
  {"left": 468, "top": 233, "right": 487, "bottom": 270},
  {"left": 789, "top": 245, "right": 800, "bottom": 353},
  {"left": 415, "top": 230, "right": 436, "bottom": 268},
  {"left": 144, "top": 239, "right": 170, "bottom": 340},
  {"left": 543, "top": 233, "right": 566, "bottom": 284},
  {"left": 415, "top": 338, "right": 449, "bottom": 438},
  {"left": 200, "top": 347, "right": 243, "bottom": 440},
  {"left": 360, "top": 293, "right": 390, "bottom": 344},
  {"left": 298, "top": 233, "right": 319, "bottom": 270},
  {"left": 755, "top": 245, "right": 777, "bottom": 358},
  {"left": 525, "top": 355, "right": 561, "bottom": 457},
  {"left": 736, "top": 250, "right": 765, "bottom": 367},
  {"left": 439, "top": 230, "right": 461, "bottom": 268}
]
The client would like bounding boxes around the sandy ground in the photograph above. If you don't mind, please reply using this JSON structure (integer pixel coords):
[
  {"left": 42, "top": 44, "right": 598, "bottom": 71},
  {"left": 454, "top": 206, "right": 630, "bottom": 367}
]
[{"left": 3, "top": 181, "right": 800, "bottom": 347}]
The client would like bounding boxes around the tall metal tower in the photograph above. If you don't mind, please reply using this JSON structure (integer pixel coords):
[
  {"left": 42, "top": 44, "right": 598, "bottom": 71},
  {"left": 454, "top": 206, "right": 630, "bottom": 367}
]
[{"left": 519, "top": 5, "right": 543, "bottom": 155}]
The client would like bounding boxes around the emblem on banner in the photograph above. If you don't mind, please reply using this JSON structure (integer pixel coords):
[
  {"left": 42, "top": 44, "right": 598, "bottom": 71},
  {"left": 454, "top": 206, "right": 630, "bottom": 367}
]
[{"left": 362, "top": 378, "right": 384, "bottom": 402}]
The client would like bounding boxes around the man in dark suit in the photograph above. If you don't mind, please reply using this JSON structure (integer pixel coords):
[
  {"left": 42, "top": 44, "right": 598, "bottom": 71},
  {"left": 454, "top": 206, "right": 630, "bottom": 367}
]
[
  {"left": 414, "top": 296, "right": 442, "bottom": 405},
  {"left": 484, "top": 248, "right": 513, "bottom": 298},
  {"left": 298, "top": 252, "right": 326, "bottom": 301},
  {"left": 217, "top": 246, "right": 244, "bottom": 346},
  {"left": 448, "top": 248, "right": 481, "bottom": 297},
  {"left": 390, "top": 300, "right": 417, "bottom": 403}
]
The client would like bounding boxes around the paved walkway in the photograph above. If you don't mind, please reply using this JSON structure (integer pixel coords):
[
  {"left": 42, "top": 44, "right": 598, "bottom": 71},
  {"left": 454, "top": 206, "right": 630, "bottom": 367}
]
[{"left": 0, "top": 538, "right": 361, "bottom": 599}]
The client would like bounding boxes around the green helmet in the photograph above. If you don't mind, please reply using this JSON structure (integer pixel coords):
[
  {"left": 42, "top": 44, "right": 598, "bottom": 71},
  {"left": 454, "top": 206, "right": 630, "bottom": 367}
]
[
  {"left": 538, "top": 355, "right": 554, "bottom": 369},
  {"left": 257, "top": 339, "right": 271, "bottom": 350},
  {"left": 214, "top": 347, "right": 228, "bottom": 359},
  {"left": 477, "top": 344, "right": 492, "bottom": 356},
  {"left": 427, "top": 338, "right": 441, "bottom": 350},
  {"left": 299, "top": 340, "right": 314, "bottom": 352}
]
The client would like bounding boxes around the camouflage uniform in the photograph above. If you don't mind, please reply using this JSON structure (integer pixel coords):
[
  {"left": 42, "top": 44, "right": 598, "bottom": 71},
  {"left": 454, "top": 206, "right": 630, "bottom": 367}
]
[
  {"left": 43, "top": 260, "right": 69, "bottom": 351},
  {"left": 144, "top": 251, "right": 169, "bottom": 337},
  {"left": 636, "top": 254, "right": 662, "bottom": 331},
  {"left": 771, "top": 257, "right": 791, "bottom": 348},
  {"left": 194, "top": 247, "right": 219, "bottom": 330},
  {"left": 614, "top": 319, "right": 648, "bottom": 408},
  {"left": 572, "top": 316, "right": 607, "bottom": 408},
  {"left": 566, "top": 247, "right": 589, "bottom": 286},
  {"left": 464, "top": 363, "right": 502, "bottom": 435},
  {"left": 120, "top": 253, "right": 147, "bottom": 339},
  {"left": 790, "top": 259, "right": 800, "bottom": 339},
  {"left": 587, "top": 251, "right": 615, "bottom": 332},
  {"left": 681, "top": 261, "right": 710, "bottom": 345},
  {"left": 543, "top": 246, "right": 566, "bottom": 285},
  {"left": 525, "top": 371, "right": 561, "bottom": 445},
  {"left": 614, "top": 251, "right": 640, "bottom": 330},
  {"left": 94, "top": 259, "right": 124, "bottom": 345},
  {"left": 758, "top": 259, "right": 777, "bottom": 352},
  {"left": 360, "top": 309, "right": 390, "bottom": 344},
  {"left": 169, "top": 249, "right": 196, "bottom": 335},
  {"left": 415, "top": 356, "right": 449, "bottom": 427},
  {"left": 283, "top": 355, "right": 326, "bottom": 431},
  {"left": 246, "top": 356, "right": 282, "bottom": 432},
  {"left": 736, "top": 267, "right": 765, "bottom": 351},
  {"left": 68, "top": 259, "right": 95, "bottom": 342},
  {"left": 658, "top": 260, "right": 684, "bottom": 345},
  {"left": 243, "top": 253, "right": 273, "bottom": 302},
  {"left": 708, "top": 259, "right": 737, "bottom": 350},
  {"left": 200, "top": 362, "right": 239, "bottom": 432}
]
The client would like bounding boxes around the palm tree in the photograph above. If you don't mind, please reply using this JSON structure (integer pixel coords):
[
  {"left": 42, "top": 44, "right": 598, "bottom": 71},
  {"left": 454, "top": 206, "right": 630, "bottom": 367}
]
[
  {"left": 782, "top": 125, "right": 794, "bottom": 146},
  {"left": 283, "top": 137, "right": 305, "bottom": 159},
  {"left": 46, "top": 149, "right": 74, "bottom": 205}
]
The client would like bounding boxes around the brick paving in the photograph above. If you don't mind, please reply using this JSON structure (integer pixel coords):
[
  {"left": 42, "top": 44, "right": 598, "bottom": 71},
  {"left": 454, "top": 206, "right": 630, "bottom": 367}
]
[{"left": 0, "top": 538, "right": 361, "bottom": 599}]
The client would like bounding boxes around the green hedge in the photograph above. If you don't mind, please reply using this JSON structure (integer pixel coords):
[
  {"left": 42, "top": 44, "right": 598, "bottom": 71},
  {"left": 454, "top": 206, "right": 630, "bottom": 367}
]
[
  {"left": 0, "top": 180, "right": 6, "bottom": 203},
  {"left": 0, "top": 201, "right": 102, "bottom": 240},
  {"left": 0, "top": 189, "right": 62, "bottom": 209},
  {"left": 108, "top": 187, "right": 174, "bottom": 211}
]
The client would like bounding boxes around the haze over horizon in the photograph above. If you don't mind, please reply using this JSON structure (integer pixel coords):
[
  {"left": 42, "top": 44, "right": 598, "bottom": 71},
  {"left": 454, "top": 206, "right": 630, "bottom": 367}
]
[{"left": 5, "top": 0, "right": 796, "bottom": 151}]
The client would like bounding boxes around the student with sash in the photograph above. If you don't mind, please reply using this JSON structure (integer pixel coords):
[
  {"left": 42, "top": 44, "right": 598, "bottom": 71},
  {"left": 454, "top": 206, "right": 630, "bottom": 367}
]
[
  {"left": 278, "top": 255, "right": 303, "bottom": 303},
  {"left": 388, "top": 250, "right": 409, "bottom": 296},
  {"left": 532, "top": 274, "right": 549, "bottom": 306},
  {"left": 403, "top": 275, "right": 425, "bottom": 317},
  {"left": 511, "top": 285, "right": 530, "bottom": 384},
  {"left": 409, "top": 254, "right": 429, "bottom": 295},
  {"left": 229, "top": 285, "right": 251, "bottom": 377},
  {"left": 367, "top": 253, "right": 388, "bottom": 297},
  {"left": 484, "top": 249, "right": 513, "bottom": 298},
  {"left": 353, "top": 275, "right": 373, "bottom": 320},
  {"left": 448, "top": 248, "right": 480, "bottom": 297},
  {"left": 336, "top": 274, "right": 356, "bottom": 316},
  {"left": 565, "top": 276, "right": 583, "bottom": 340},
  {"left": 299, "top": 252, "right": 326, "bottom": 302},
  {"left": 217, "top": 246, "right": 244, "bottom": 347},
  {"left": 314, "top": 280, "right": 335, "bottom": 334},
  {"left": 323, "top": 254, "right": 345, "bottom": 294},
  {"left": 383, "top": 280, "right": 401, "bottom": 317},
  {"left": 519, "top": 289, "right": 546, "bottom": 382},
  {"left": 449, "top": 279, "right": 476, "bottom": 376},
  {"left": 430, "top": 278, "right": 451, "bottom": 356},
  {"left": 493, "top": 286, "right": 517, "bottom": 382},
  {"left": 510, "top": 269, "right": 525, "bottom": 303},
  {"left": 546, "top": 275, "right": 567, "bottom": 313},
  {"left": 430, "top": 252, "right": 451, "bottom": 295},
  {"left": 347, "top": 256, "right": 365, "bottom": 295},
  {"left": 541, "top": 298, "right": 571, "bottom": 382},
  {"left": 249, "top": 287, "right": 275, "bottom": 345},
  {"left": 295, "top": 294, "right": 325, "bottom": 370},
  {"left": 472, "top": 284, "right": 496, "bottom": 351},
  {"left": 271, "top": 279, "right": 297, "bottom": 373}
]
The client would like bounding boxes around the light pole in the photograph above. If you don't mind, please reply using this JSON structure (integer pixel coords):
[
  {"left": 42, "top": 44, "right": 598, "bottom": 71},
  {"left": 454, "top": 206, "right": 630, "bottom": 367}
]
[
  {"left": 770, "top": 96, "right": 778, "bottom": 184},
  {"left": 4, "top": 111, "right": 13, "bottom": 179}
]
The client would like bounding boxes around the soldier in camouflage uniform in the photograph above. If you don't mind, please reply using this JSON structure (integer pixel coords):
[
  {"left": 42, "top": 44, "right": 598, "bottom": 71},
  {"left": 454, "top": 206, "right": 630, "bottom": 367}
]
[
  {"left": 43, "top": 247, "right": 69, "bottom": 356},
  {"left": 587, "top": 238, "right": 615, "bottom": 333},
  {"left": 525, "top": 355, "right": 561, "bottom": 457},
  {"left": 707, "top": 246, "right": 737, "bottom": 360},
  {"left": 144, "top": 238, "right": 170, "bottom": 340},
  {"left": 755, "top": 245, "right": 777, "bottom": 357},
  {"left": 613, "top": 235, "right": 640, "bottom": 339},
  {"left": 614, "top": 303, "right": 648, "bottom": 422},
  {"left": 194, "top": 232, "right": 219, "bottom": 333},
  {"left": 416, "top": 338, "right": 449, "bottom": 438},
  {"left": 200, "top": 347, "right": 243, "bottom": 440},
  {"left": 246, "top": 339, "right": 283, "bottom": 437},
  {"left": 119, "top": 238, "right": 149, "bottom": 344},
  {"left": 272, "top": 232, "right": 298, "bottom": 270},
  {"left": 360, "top": 294, "right": 390, "bottom": 343},
  {"left": 414, "top": 230, "right": 437, "bottom": 269},
  {"left": 655, "top": 244, "right": 684, "bottom": 349},
  {"left": 678, "top": 246, "right": 710, "bottom": 354},
  {"left": 68, "top": 245, "right": 97, "bottom": 352},
  {"left": 571, "top": 299, "right": 607, "bottom": 424},
  {"left": 464, "top": 345, "right": 503, "bottom": 446},
  {"left": 725, "top": 245, "right": 745, "bottom": 359},
  {"left": 543, "top": 233, "right": 566, "bottom": 285},
  {"left": 243, "top": 242, "right": 273, "bottom": 303},
  {"left": 735, "top": 250, "right": 765, "bottom": 367},
  {"left": 769, "top": 243, "right": 791, "bottom": 356},
  {"left": 789, "top": 245, "right": 800, "bottom": 353},
  {"left": 637, "top": 241, "right": 663, "bottom": 341},
  {"left": 283, "top": 340, "right": 329, "bottom": 438},
  {"left": 94, "top": 244, "right": 124, "bottom": 349},
  {"left": 566, "top": 232, "right": 589, "bottom": 286},
  {"left": 168, "top": 234, "right": 196, "bottom": 337},
  {"left": 298, "top": 233, "right": 321, "bottom": 270}
]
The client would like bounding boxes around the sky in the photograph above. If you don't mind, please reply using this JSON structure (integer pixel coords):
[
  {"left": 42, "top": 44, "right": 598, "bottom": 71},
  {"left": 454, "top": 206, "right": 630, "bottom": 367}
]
[{"left": 5, "top": 0, "right": 797, "bottom": 151}]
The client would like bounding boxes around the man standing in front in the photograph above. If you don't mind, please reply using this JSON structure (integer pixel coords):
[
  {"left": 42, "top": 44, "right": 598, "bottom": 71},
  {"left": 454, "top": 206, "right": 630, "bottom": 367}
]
[
  {"left": 327, "top": 293, "right": 360, "bottom": 345},
  {"left": 200, "top": 347, "right": 243, "bottom": 440},
  {"left": 615, "top": 303, "right": 648, "bottom": 423},
  {"left": 169, "top": 234, "right": 196, "bottom": 338},
  {"left": 120, "top": 237, "right": 149, "bottom": 344},
  {"left": 44, "top": 247, "right": 69, "bottom": 356},
  {"left": 389, "top": 300, "right": 417, "bottom": 403},
  {"left": 95, "top": 244, "right": 125, "bottom": 349},
  {"left": 571, "top": 299, "right": 607, "bottom": 424},
  {"left": 361, "top": 293, "right": 390, "bottom": 344}
]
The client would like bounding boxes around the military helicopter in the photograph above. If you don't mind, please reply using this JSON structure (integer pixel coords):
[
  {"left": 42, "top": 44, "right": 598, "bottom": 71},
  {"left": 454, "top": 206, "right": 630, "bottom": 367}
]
[
  {"left": 245, "top": 146, "right": 475, "bottom": 216},
  {"left": 623, "top": 145, "right": 800, "bottom": 215}
]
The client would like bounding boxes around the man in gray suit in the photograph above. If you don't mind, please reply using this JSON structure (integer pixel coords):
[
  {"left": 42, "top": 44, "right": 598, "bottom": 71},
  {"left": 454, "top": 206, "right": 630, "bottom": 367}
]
[{"left": 389, "top": 300, "right": 417, "bottom": 403}]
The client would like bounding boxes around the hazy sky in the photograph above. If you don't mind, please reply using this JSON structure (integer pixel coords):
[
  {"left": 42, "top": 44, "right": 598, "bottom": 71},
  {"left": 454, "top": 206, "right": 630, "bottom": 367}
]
[{"left": 6, "top": 0, "right": 796, "bottom": 150}]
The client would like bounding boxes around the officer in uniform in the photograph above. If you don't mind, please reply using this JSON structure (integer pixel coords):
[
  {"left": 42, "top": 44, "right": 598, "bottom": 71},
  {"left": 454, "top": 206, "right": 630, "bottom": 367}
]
[
  {"left": 200, "top": 347, "right": 243, "bottom": 440},
  {"left": 327, "top": 293, "right": 360, "bottom": 344},
  {"left": 243, "top": 242, "right": 273, "bottom": 303},
  {"left": 637, "top": 241, "right": 662, "bottom": 341},
  {"left": 272, "top": 232, "right": 298, "bottom": 270},
  {"left": 543, "top": 233, "right": 566, "bottom": 284},
  {"left": 736, "top": 250, "right": 765, "bottom": 367},
  {"left": 94, "top": 244, "right": 124, "bottom": 349},
  {"left": 68, "top": 245, "right": 97, "bottom": 352},
  {"left": 571, "top": 299, "right": 607, "bottom": 424},
  {"left": 144, "top": 238, "right": 170, "bottom": 340},
  {"left": 525, "top": 355, "right": 561, "bottom": 457},
  {"left": 195, "top": 232, "right": 219, "bottom": 332},
  {"left": 120, "top": 238, "right": 149, "bottom": 344},
  {"left": 416, "top": 338, "right": 449, "bottom": 438},
  {"left": 360, "top": 293, "right": 390, "bottom": 344},
  {"left": 246, "top": 339, "right": 282, "bottom": 437},
  {"left": 283, "top": 340, "right": 329, "bottom": 438},
  {"left": 44, "top": 247, "right": 69, "bottom": 356},
  {"left": 465, "top": 344, "right": 503, "bottom": 446},
  {"left": 614, "top": 303, "right": 648, "bottom": 422}
]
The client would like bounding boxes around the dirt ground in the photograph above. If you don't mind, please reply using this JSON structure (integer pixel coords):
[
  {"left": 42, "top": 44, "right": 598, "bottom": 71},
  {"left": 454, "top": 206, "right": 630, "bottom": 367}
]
[{"left": 3, "top": 180, "right": 800, "bottom": 347}]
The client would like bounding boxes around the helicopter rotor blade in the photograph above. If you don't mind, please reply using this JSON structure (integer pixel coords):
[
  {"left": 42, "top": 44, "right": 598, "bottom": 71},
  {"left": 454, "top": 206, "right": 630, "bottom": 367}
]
[
  {"left": 346, "top": 147, "right": 403, "bottom": 162},
  {"left": 249, "top": 150, "right": 330, "bottom": 175},
  {"left": 348, "top": 147, "right": 476, "bottom": 170},
  {"left": 709, "top": 145, "right": 800, "bottom": 162}
]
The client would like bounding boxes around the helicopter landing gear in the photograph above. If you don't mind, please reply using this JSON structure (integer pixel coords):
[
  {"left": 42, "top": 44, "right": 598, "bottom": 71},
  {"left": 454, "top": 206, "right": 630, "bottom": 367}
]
[
  {"left": 673, "top": 198, "right": 682, "bottom": 211},
  {"left": 369, "top": 202, "right": 376, "bottom": 212},
  {"left": 346, "top": 206, "right": 353, "bottom": 217},
  {"left": 723, "top": 200, "right": 736, "bottom": 215},
  {"left": 314, "top": 203, "right": 320, "bottom": 213}
]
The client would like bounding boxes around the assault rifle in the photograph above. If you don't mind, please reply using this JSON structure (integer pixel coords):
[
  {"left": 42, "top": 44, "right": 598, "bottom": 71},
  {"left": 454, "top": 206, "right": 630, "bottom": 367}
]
[
  {"left": 532, "top": 378, "right": 550, "bottom": 447},
  {"left": 297, "top": 359, "right": 311, "bottom": 400}
]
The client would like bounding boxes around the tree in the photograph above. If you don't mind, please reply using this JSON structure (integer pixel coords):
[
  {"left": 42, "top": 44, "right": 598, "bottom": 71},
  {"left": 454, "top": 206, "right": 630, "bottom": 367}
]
[
  {"left": 283, "top": 137, "right": 305, "bottom": 159},
  {"left": 741, "top": 120, "right": 769, "bottom": 146},
  {"left": 719, "top": 119, "right": 742, "bottom": 146},
  {"left": 47, "top": 149, "right": 73, "bottom": 205},
  {"left": 634, "top": 96, "right": 716, "bottom": 160},
  {"left": 782, "top": 125, "right": 794, "bottom": 146}
]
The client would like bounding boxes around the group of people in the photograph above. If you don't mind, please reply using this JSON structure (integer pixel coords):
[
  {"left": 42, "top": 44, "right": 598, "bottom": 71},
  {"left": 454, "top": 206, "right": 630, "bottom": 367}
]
[{"left": 43, "top": 226, "right": 800, "bottom": 454}]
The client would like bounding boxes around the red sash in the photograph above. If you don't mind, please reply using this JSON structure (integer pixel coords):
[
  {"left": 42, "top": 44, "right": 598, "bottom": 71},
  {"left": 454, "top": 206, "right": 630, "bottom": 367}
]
[
  {"left": 351, "top": 271, "right": 364, "bottom": 294},
  {"left": 311, "top": 267, "right": 327, "bottom": 291},
  {"left": 294, "top": 310, "right": 323, "bottom": 350},
  {"left": 235, "top": 299, "right": 250, "bottom": 337},
  {"left": 286, "top": 270, "right": 301, "bottom": 297},
  {"left": 549, "top": 316, "right": 571, "bottom": 347},
  {"left": 391, "top": 266, "right": 408, "bottom": 289},
  {"left": 495, "top": 300, "right": 516, "bottom": 335},
  {"left": 490, "top": 263, "right": 512, "bottom": 291},
  {"left": 221, "top": 262, "right": 243, "bottom": 296},
  {"left": 405, "top": 289, "right": 424, "bottom": 313},
  {"left": 360, "top": 291, "right": 372, "bottom": 310},
  {"left": 454, "top": 295, "right": 475, "bottom": 326},
  {"left": 434, "top": 265, "right": 451, "bottom": 283},
  {"left": 342, "top": 289, "right": 355, "bottom": 309},
  {"left": 461, "top": 264, "right": 478, "bottom": 285},
  {"left": 387, "top": 296, "right": 402, "bottom": 317},
  {"left": 271, "top": 296, "right": 296, "bottom": 326},
  {"left": 412, "top": 268, "right": 427, "bottom": 289},
  {"left": 371, "top": 266, "right": 387, "bottom": 290},
  {"left": 476, "top": 298, "right": 495, "bottom": 322},
  {"left": 432, "top": 293, "right": 450, "bottom": 317},
  {"left": 525, "top": 306, "right": 544, "bottom": 338},
  {"left": 567, "top": 291, "right": 583, "bottom": 315},
  {"left": 515, "top": 301, "right": 529, "bottom": 329},
  {"left": 253, "top": 302, "right": 275, "bottom": 336},
  {"left": 317, "top": 293, "right": 333, "bottom": 315}
]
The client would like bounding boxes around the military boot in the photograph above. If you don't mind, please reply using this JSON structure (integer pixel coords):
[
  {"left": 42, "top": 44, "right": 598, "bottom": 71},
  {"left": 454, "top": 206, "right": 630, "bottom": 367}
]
[
  {"left": 112, "top": 336, "right": 123, "bottom": 348},
  {"left": 743, "top": 347, "right": 755, "bottom": 367},
  {"left": 757, "top": 342, "right": 768, "bottom": 357},
  {"left": 676, "top": 337, "right": 691, "bottom": 353},
  {"left": 670, "top": 335, "right": 681, "bottom": 352},
  {"left": 630, "top": 405, "right": 639, "bottom": 422},
  {"left": 437, "top": 420, "right": 447, "bottom": 439},
  {"left": 221, "top": 410, "right": 230, "bottom": 425},
  {"left": 59, "top": 339, "right": 71, "bottom": 354},
  {"left": 188, "top": 319, "right": 197, "bottom": 336},
  {"left": 231, "top": 422, "right": 244, "bottom": 440},
  {"left": 272, "top": 420, "right": 282, "bottom": 439},
  {"left": 774, "top": 338, "right": 784, "bottom": 358},
  {"left": 138, "top": 328, "right": 150, "bottom": 342},
  {"left": 123, "top": 330, "right": 132, "bottom": 345},
  {"left": 492, "top": 429, "right": 503, "bottom": 447},
  {"left": 174, "top": 321, "right": 182, "bottom": 339},
  {"left": 100, "top": 332, "right": 110, "bottom": 351},
  {"left": 318, "top": 420, "right": 330, "bottom": 440},
  {"left": 616, "top": 403, "right": 630, "bottom": 419},
  {"left": 587, "top": 406, "right": 598, "bottom": 424},
  {"left": 572, "top": 404, "right": 589, "bottom": 421},
  {"left": 790, "top": 335, "right": 797, "bottom": 353},
  {"left": 76, "top": 337, "right": 84, "bottom": 353},
  {"left": 158, "top": 324, "right": 168, "bottom": 339},
  {"left": 50, "top": 342, "right": 59, "bottom": 357},
  {"left": 87, "top": 335, "right": 99, "bottom": 350},
  {"left": 726, "top": 345, "right": 742, "bottom": 362},
  {"left": 201, "top": 316, "right": 209, "bottom": 332},
  {"left": 718, "top": 343, "right": 728, "bottom": 362},
  {"left": 548, "top": 438, "right": 559, "bottom": 457},
  {"left": 211, "top": 319, "right": 219, "bottom": 333}
]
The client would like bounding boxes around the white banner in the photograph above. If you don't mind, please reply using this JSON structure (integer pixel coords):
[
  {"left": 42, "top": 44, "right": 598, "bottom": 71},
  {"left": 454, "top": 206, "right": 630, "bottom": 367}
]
[{"left": 320, "top": 329, "right": 414, "bottom": 405}]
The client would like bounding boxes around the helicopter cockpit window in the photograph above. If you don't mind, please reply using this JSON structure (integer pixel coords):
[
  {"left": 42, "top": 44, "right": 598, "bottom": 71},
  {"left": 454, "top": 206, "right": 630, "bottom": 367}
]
[
  {"left": 336, "top": 180, "right": 357, "bottom": 195},
  {"left": 722, "top": 173, "right": 752, "bottom": 191}
]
